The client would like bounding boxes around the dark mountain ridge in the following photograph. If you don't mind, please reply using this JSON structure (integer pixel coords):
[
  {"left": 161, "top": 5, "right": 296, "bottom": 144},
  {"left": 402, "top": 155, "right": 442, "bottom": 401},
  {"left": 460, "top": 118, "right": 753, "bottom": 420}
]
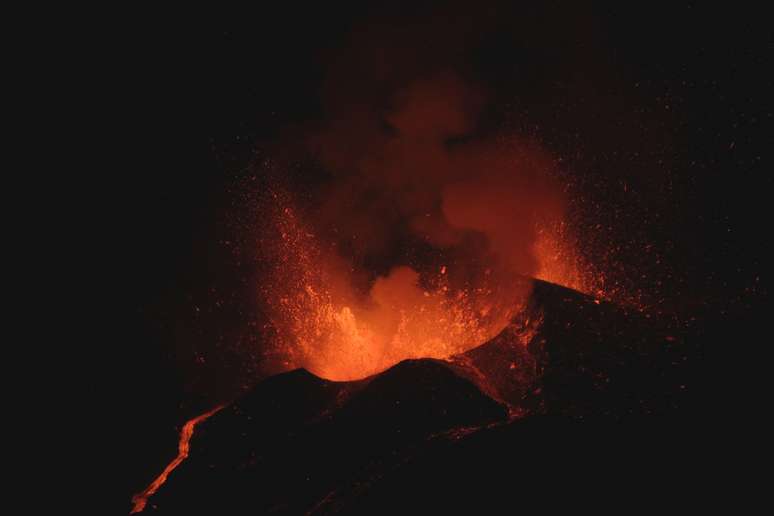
[{"left": 137, "top": 279, "right": 698, "bottom": 514}]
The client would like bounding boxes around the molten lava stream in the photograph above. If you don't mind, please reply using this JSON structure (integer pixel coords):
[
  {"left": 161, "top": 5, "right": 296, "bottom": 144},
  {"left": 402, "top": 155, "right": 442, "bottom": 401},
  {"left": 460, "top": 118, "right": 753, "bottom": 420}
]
[{"left": 130, "top": 405, "right": 223, "bottom": 514}]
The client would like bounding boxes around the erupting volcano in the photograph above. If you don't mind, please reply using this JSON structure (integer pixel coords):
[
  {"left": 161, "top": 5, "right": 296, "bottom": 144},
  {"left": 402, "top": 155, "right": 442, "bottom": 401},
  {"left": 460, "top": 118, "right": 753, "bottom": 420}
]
[
  {"left": 257, "top": 194, "right": 604, "bottom": 382},
  {"left": 259, "top": 196, "right": 535, "bottom": 381},
  {"left": 130, "top": 274, "right": 687, "bottom": 514},
  {"left": 124, "top": 2, "right": 766, "bottom": 514},
  {"left": 244, "top": 66, "right": 608, "bottom": 382},
  {"left": 132, "top": 19, "right": 641, "bottom": 516}
]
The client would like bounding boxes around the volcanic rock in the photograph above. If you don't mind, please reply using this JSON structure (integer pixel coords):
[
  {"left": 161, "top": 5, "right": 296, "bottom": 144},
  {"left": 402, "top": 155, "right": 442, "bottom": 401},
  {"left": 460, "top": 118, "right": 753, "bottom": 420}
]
[{"left": 141, "top": 279, "right": 693, "bottom": 514}]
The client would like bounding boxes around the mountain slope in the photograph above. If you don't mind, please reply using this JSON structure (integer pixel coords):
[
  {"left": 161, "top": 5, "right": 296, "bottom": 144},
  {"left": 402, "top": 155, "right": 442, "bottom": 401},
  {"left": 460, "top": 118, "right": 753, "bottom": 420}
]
[{"left": 137, "top": 279, "right": 692, "bottom": 514}]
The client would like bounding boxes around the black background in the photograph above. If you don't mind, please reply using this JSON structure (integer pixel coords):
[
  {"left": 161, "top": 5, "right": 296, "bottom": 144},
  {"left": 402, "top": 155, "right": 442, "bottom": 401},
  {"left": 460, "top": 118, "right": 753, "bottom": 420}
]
[{"left": 109, "top": 2, "right": 771, "bottom": 512}]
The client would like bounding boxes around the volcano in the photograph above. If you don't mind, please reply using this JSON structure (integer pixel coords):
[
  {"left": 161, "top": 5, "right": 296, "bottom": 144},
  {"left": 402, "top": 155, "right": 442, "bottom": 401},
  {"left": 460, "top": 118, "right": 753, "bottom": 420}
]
[{"left": 131, "top": 279, "right": 695, "bottom": 514}]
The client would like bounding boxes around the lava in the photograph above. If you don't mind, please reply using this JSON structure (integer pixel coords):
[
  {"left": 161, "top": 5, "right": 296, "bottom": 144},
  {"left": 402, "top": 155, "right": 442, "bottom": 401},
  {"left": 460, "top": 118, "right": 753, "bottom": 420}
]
[
  {"left": 131, "top": 405, "right": 223, "bottom": 514},
  {"left": 256, "top": 200, "right": 531, "bottom": 381},
  {"left": 234, "top": 62, "right": 606, "bottom": 382},
  {"left": 253, "top": 193, "right": 598, "bottom": 382}
]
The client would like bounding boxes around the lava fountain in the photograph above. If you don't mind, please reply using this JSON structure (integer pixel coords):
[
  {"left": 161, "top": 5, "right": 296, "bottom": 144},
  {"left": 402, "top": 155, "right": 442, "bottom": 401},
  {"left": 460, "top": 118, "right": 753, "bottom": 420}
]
[
  {"left": 257, "top": 198, "right": 531, "bottom": 380},
  {"left": 252, "top": 182, "right": 595, "bottom": 381}
]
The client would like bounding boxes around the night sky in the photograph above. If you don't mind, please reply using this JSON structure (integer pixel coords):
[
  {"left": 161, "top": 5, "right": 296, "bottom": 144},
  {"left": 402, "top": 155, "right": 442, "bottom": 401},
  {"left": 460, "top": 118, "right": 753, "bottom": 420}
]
[{"left": 113, "top": 3, "right": 771, "bottom": 512}]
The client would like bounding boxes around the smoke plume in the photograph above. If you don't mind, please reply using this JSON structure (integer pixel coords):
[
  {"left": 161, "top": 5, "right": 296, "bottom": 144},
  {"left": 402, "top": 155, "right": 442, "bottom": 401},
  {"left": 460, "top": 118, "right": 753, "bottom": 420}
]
[{"left": 257, "top": 13, "right": 568, "bottom": 379}]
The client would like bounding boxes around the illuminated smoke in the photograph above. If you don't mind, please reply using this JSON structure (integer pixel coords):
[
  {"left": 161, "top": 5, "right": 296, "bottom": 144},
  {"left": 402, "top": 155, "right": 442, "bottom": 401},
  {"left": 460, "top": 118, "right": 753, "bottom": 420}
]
[
  {"left": 234, "top": 12, "right": 610, "bottom": 381},
  {"left": 251, "top": 64, "right": 574, "bottom": 379}
]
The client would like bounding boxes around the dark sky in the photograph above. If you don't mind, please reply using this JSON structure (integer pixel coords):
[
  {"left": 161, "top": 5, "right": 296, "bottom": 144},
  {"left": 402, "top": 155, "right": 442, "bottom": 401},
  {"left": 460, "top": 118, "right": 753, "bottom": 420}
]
[{"left": 113, "top": 2, "right": 771, "bottom": 510}]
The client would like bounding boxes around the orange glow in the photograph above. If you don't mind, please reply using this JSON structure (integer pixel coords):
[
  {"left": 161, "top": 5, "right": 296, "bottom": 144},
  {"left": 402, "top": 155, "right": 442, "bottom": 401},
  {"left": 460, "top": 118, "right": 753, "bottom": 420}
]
[
  {"left": 254, "top": 191, "right": 614, "bottom": 382},
  {"left": 533, "top": 220, "right": 596, "bottom": 295},
  {"left": 260, "top": 203, "right": 529, "bottom": 381},
  {"left": 533, "top": 219, "right": 642, "bottom": 308},
  {"left": 275, "top": 263, "right": 520, "bottom": 381},
  {"left": 258, "top": 201, "right": 581, "bottom": 381},
  {"left": 130, "top": 406, "right": 223, "bottom": 514}
]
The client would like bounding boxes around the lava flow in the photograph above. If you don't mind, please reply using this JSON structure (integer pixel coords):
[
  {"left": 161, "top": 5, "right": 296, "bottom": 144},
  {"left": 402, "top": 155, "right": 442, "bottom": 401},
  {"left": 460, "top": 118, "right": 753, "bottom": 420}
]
[{"left": 131, "top": 405, "right": 223, "bottom": 514}]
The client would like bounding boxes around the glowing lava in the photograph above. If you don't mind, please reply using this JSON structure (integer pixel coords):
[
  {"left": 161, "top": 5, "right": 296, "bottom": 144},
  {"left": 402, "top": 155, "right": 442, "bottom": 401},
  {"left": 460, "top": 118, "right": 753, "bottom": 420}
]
[
  {"left": 274, "top": 263, "right": 521, "bottom": 381},
  {"left": 256, "top": 198, "right": 596, "bottom": 382},
  {"left": 130, "top": 405, "right": 223, "bottom": 514}
]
